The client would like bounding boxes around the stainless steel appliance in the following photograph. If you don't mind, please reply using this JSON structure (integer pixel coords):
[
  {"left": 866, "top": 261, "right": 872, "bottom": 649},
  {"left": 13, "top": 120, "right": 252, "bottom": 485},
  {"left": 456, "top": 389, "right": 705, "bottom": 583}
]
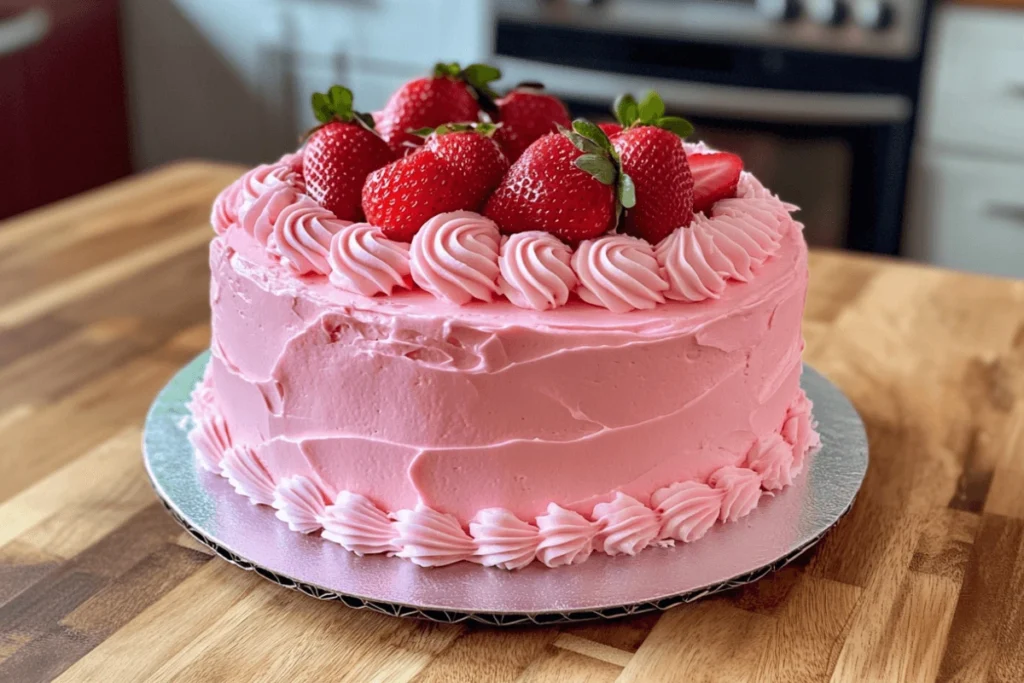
[{"left": 493, "top": 0, "right": 933, "bottom": 253}]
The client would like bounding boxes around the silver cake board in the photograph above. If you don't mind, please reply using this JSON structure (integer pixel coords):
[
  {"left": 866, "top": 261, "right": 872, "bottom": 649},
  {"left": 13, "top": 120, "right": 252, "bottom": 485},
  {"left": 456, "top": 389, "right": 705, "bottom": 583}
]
[{"left": 143, "top": 353, "right": 868, "bottom": 626}]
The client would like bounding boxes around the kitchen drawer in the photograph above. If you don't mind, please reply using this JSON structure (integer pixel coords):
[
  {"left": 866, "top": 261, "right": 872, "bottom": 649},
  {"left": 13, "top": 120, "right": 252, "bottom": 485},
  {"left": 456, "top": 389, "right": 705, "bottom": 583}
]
[
  {"left": 922, "top": 6, "right": 1024, "bottom": 161},
  {"left": 905, "top": 152, "right": 1024, "bottom": 278}
]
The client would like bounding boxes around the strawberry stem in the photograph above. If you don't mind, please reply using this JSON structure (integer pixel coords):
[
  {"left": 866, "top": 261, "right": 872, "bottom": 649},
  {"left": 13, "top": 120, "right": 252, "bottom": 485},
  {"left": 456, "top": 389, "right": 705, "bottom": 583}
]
[
  {"left": 305, "top": 85, "right": 379, "bottom": 141},
  {"left": 560, "top": 119, "right": 636, "bottom": 212}
]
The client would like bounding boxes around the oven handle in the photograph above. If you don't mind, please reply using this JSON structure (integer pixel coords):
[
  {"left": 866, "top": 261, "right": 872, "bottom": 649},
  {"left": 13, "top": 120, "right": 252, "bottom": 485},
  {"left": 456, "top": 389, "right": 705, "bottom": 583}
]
[{"left": 495, "top": 57, "right": 912, "bottom": 125}]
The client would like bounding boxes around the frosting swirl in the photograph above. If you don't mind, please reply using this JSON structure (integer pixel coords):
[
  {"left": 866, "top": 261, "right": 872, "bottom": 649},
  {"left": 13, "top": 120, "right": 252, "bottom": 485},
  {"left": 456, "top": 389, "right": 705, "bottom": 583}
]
[
  {"left": 783, "top": 389, "right": 820, "bottom": 473},
  {"left": 535, "top": 503, "right": 597, "bottom": 567},
  {"left": 709, "top": 465, "right": 763, "bottom": 523},
  {"left": 238, "top": 162, "right": 305, "bottom": 212},
  {"left": 651, "top": 481, "right": 725, "bottom": 543},
  {"left": 211, "top": 179, "right": 242, "bottom": 234},
  {"left": 277, "top": 149, "right": 305, "bottom": 172},
  {"left": 328, "top": 223, "right": 412, "bottom": 297},
  {"left": 240, "top": 184, "right": 302, "bottom": 247},
  {"left": 656, "top": 225, "right": 727, "bottom": 302},
  {"left": 572, "top": 234, "right": 669, "bottom": 313},
  {"left": 320, "top": 491, "right": 397, "bottom": 556},
  {"left": 592, "top": 492, "right": 660, "bottom": 556},
  {"left": 188, "top": 411, "right": 231, "bottom": 473},
  {"left": 713, "top": 197, "right": 792, "bottom": 240},
  {"left": 272, "top": 475, "right": 328, "bottom": 534},
  {"left": 220, "top": 446, "right": 275, "bottom": 506},
  {"left": 410, "top": 211, "right": 501, "bottom": 305},
  {"left": 392, "top": 504, "right": 476, "bottom": 567},
  {"left": 746, "top": 433, "right": 796, "bottom": 491},
  {"left": 497, "top": 232, "right": 577, "bottom": 311},
  {"left": 273, "top": 196, "right": 351, "bottom": 275},
  {"left": 469, "top": 508, "right": 540, "bottom": 571}
]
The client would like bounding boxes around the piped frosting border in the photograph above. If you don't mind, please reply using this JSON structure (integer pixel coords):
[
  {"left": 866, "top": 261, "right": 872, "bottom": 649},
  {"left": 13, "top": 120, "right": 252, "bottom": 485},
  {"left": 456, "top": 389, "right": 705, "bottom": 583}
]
[{"left": 187, "top": 379, "right": 819, "bottom": 570}]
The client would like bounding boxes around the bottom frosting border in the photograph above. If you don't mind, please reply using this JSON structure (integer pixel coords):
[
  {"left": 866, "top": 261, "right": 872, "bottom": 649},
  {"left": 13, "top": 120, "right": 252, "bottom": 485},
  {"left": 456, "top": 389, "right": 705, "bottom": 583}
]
[{"left": 187, "top": 378, "right": 821, "bottom": 571}]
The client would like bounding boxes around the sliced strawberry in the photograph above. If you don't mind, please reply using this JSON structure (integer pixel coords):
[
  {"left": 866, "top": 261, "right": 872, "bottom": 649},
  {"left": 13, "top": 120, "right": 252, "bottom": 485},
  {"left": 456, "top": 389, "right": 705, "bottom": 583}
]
[
  {"left": 375, "top": 62, "right": 501, "bottom": 155},
  {"left": 493, "top": 85, "right": 571, "bottom": 162},
  {"left": 484, "top": 123, "right": 626, "bottom": 243},
  {"left": 303, "top": 85, "right": 395, "bottom": 221},
  {"left": 689, "top": 152, "right": 743, "bottom": 213}
]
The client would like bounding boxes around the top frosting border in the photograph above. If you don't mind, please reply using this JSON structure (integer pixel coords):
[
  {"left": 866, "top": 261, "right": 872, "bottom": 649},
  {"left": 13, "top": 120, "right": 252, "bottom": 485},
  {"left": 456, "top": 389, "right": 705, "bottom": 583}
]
[{"left": 210, "top": 142, "right": 803, "bottom": 314}]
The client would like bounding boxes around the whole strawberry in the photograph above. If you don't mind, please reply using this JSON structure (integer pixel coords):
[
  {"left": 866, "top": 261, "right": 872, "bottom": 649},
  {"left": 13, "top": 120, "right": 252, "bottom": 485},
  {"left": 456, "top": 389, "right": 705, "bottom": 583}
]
[
  {"left": 424, "top": 123, "right": 509, "bottom": 199},
  {"left": 610, "top": 92, "right": 695, "bottom": 244},
  {"left": 376, "top": 62, "right": 501, "bottom": 154},
  {"left": 493, "top": 83, "right": 571, "bottom": 162},
  {"left": 303, "top": 85, "right": 395, "bottom": 221},
  {"left": 484, "top": 121, "right": 633, "bottom": 243},
  {"left": 363, "top": 124, "right": 509, "bottom": 242}
]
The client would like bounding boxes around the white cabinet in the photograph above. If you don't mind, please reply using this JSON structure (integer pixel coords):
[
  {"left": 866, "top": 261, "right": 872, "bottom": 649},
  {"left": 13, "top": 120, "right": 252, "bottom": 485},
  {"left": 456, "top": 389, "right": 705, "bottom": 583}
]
[
  {"left": 121, "top": 0, "right": 493, "bottom": 168},
  {"left": 904, "top": 6, "right": 1024, "bottom": 277}
]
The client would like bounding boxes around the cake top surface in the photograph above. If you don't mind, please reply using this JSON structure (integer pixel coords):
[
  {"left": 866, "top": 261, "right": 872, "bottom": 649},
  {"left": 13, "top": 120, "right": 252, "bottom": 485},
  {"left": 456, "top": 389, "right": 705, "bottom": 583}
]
[{"left": 209, "top": 67, "right": 807, "bottom": 317}]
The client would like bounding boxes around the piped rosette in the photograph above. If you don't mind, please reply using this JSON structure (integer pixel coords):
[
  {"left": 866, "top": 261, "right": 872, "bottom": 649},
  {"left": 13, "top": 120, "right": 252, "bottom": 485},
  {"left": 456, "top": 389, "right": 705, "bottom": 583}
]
[
  {"left": 328, "top": 222, "right": 411, "bottom": 296},
  {"left": 410, "top": 211, "right": 501, "bottom": 305},
  {"left": 572, "top": 234, "right": 668, "bottom": 313},
  {"left": 273, "top": 196, "right": 351, "bottom": 275}
]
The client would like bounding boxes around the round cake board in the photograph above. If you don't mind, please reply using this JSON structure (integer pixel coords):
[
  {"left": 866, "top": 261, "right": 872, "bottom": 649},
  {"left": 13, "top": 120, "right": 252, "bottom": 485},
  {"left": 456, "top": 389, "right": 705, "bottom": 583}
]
[{"left": 143, "top": 352, "right": 868, "bottom": 626}]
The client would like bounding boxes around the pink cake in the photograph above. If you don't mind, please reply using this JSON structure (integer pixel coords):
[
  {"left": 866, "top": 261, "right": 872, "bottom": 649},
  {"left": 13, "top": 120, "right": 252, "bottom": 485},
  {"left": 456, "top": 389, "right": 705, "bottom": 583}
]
[{"left": 188, "top": 76, "right": 818, "bottom": 570}]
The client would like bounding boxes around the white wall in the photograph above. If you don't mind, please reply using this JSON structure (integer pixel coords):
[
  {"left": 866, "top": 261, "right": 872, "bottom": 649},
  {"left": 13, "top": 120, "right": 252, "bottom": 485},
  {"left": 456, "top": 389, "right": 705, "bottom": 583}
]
[{"left": 121, "top": 0, "right": 493, "bottom": 168}]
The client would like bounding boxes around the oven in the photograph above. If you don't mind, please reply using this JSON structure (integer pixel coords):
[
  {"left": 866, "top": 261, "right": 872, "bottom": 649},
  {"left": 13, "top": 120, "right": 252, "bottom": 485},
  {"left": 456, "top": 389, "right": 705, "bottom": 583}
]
[{"left": 492, "top": 0, "right": 933, "bottom": 254}]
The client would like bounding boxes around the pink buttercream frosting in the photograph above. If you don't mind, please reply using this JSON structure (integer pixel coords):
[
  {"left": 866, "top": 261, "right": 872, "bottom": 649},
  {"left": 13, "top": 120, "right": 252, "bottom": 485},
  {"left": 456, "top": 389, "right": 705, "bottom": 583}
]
[
  {"left": 572, "top": 234, "right": 669, "bottom": 313},
  {"left": 320, "top": 492, "right": 396, "bottom": 556},
  {"left": 240, "top": 185, "right": 303, "bottom": 247},
  {"left": 328, "top": 223, "right": 411, "bottom": 297},
  {"left": 278, "top": 149, "right": 304, "bottom": 172},
  {"left": 709, "top": 465, "right": 763, "bottom": 523},
  {"left": 651, "top": 480, "right": 725, "bottom": 543},
  {"left": 783, "top": 389, "right": 820, "bottom": 472},
  {"left": 470, "top": 508, "right": 541, "bottom": 571},
  {"left": 497, "top": 231, "right": 577, "bottom": 311},
  {"left": 186, "top": 380, "right": 231, "bottom": 472},
  {"left": 238, "top": 162, "right": 305, "bottom": 212},
  {"left": 656, "top": 224, "right": 727, "bottom": 302},
  {"left": 592, "top": 492, "right": 661, "bottom": 556},
  {"left": 535, "top": 504, "right": 597, "bottom": 567},
  {"left": 211, "top": 179, "right": 242, "bottom": 235},
  {"left": 747, "top": 433, "right": 796, "bottom": 491},
  {"left": 220, "top": 446, "right": 275, "bottom": 506},
  {"left": 391, "top": 505, "right": 476, "bottom": 567},
  {"left": 272, "top": 475, "right": 328, "bottom": 533},
  {"left": 273, "top": 196, "right": 351, "bottom": 275},
  {"left": 410, "top": 211, "right": 501, "bottom": 305}
]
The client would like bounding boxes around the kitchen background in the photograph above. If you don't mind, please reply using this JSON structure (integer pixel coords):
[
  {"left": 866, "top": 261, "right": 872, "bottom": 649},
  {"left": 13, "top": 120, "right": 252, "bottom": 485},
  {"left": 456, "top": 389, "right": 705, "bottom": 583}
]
[{"left": 1, "top": 0, "right": 1021, "bottom": 277}]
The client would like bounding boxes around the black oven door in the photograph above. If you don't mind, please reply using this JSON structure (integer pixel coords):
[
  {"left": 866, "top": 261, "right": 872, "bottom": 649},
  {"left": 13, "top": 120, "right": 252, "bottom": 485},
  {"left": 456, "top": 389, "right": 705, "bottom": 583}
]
[{"left": 495, "top": 57, "right": 915, "bottom": 255}]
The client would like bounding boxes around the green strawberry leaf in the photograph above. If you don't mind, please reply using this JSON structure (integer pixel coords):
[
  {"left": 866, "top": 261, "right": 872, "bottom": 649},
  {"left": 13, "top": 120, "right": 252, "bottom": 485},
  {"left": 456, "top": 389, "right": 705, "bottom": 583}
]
[
  {"left": 462, "top": 63, "right": 502, "bottom": 86},
  {"left": 311, "top": 92, "right": 332, "bottom": 124},
  {"left": 409, "top": 126, "right": 435, "bottom": 138},
  {"left": 618, "top": 172, "right": 636, "bottom": 209},
  {"left": 656, "top": 116, "right": 694, "bottom": 138},
  {"left": 638, "top": 91, "right": 665, "bottom": 125},
  {"left": 572, "top": 119, "right": 613, "bottom": 152},
  {"left": 575, "top": 154, "right": 617, "bottom": 185},
  {"left": 613, "top": 93, "right": 639, "bottom": 127},
  {"left": 327, "top": 85, "right": 353, "bottom": 116},
  {"left": 566, "top": 131, "right": 604, "bottom": 156}
]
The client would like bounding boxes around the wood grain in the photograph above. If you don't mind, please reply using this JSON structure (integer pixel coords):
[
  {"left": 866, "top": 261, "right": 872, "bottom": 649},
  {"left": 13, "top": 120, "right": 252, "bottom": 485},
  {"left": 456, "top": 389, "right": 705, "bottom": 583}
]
[{"left": 1, "top": 161, "right": 1022, "bottom": 682}]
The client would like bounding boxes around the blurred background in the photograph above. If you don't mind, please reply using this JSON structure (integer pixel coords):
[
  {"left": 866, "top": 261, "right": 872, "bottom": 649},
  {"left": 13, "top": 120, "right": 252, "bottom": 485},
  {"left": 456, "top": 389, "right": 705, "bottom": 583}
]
[{"left": 1, "top": 0, "right": 1021, "bottom": 276}]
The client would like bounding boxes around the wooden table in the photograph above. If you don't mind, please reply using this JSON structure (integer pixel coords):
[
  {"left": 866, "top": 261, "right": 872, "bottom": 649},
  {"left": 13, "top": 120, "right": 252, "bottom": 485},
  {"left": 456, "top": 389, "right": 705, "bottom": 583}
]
[{"left": 1, "top": 162, "right": 1023, "bottom": 683}]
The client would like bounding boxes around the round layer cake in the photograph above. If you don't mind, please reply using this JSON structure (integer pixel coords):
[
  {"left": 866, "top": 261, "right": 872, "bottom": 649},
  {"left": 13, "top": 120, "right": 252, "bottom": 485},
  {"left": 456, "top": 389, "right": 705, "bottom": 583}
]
[{"left": 189, "top": 145, "right": 819, "bottom": 570}]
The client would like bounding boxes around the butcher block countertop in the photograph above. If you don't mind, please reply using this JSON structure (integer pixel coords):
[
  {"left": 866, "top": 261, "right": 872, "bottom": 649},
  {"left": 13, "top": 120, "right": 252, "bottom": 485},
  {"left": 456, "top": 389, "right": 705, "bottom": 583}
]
[{"left": 1, "top": 161, "right": 1023, "bottom": 683}]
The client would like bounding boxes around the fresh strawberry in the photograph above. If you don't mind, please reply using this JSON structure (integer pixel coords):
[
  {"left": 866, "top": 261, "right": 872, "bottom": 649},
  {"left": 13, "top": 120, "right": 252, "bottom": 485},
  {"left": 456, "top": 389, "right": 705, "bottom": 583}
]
[
  {"left": 492, "top": 84, "right": 571, "bottom": 162},
  {"left": 689, "top": 152, "right": 743, "bottom": 213},
  {"left": 484, "top": 122, "right": 632, "bottom": 243},
  {"left": 598, "top": 122, "right": 623, "bottom": 138},
  {"left": 424, "top": 123, "right": 509, "bottom": 201},
  {"left": 303, "top": 85, "right": 395, "bottom": 221},
  {"left": 375, "top": 62, "right": 501, "bottom": 155},
  {"left": 609, "top": 91, "right": 695, "bottom": 243}
]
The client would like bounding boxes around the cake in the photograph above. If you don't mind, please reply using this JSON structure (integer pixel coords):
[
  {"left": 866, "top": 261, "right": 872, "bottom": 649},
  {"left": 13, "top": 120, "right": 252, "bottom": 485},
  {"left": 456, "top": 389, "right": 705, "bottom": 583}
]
[{"left": 188, "top": 65, "right": 819, "bottom": 570}]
